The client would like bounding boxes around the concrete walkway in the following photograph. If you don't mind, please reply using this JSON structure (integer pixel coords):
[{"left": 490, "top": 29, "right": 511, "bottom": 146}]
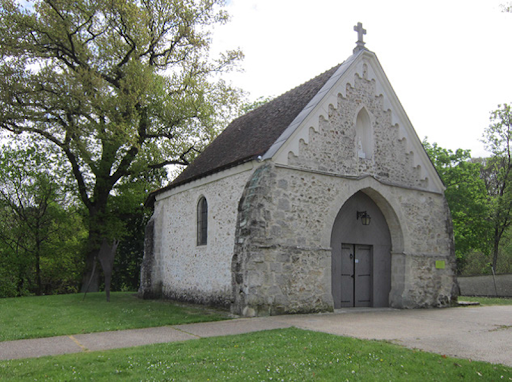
[{"left": 1, "top": 305, "right": 511, "bottom": 367}]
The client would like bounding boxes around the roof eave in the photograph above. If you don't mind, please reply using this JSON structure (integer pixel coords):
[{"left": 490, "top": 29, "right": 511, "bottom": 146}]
[{"left": 145, "top": 155, "right": 257, "bottom": 208}]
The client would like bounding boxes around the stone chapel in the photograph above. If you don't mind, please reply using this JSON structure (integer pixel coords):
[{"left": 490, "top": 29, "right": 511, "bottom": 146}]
[{"left": 139, "top": 24, "right": 458, "bottom": 316}]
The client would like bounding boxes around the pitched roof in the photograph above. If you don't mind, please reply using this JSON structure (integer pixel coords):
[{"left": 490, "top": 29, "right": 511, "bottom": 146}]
[{"left": 147, "top": 61, "right": 343, "bottom": 205}]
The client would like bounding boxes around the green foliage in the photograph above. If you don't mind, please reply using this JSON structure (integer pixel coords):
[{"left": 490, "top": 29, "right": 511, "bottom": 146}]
[
  {"left": 423, "top": 140, "right": 490, "bottom": 272},
  {"left": 0, "top": 0, "right": 243, "bottom": 291},
  {"left": 108, "top": 170, "right": 167, "bottom": 291},
  {"left": 424, "top": 131, "right": 512, "bottom": 275},
  {"left": 109, "top": 210, "right": 148, "bottom": 292},
  {"left": 481, "top": 103, "right": 512, "bottom": 272},
  {"left": 0, "top": 243, "right": 29, "bottom": 297},
  {"left": 0, "top": 292, "right": 229, "bottom": 341},
  {"left": 1, "top": 328, "right": 511, "bottom": 380},
  {"left": 0, "top": 142, "right": 86, "bottom": 297},
  {"left": 493, "top": 228, "right": 512, "bottom": 274},
  {"left": 460, "top": 251, "right": 494, "bottom": 276},
  {"left": 0, "top": 0, "right": 242, "bottom": 188}
]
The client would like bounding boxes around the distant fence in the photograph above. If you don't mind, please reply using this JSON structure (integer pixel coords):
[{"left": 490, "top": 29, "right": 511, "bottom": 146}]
[{"left": 458, "top": 274, "right": 512, "bottom": 297}]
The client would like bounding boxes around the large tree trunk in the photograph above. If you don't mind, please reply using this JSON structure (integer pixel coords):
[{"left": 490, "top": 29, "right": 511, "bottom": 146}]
[
  {"left": 98, "top": 239, "right": 119, "bottom": 302},
  {"left": 80, "top": 250, "right": 100, "bottom": 293},
  {"left": 80, "top": 201, "right": 120, "bottom": 301},
  {"left": 80, "top": 206, "right": 106, "bottom": 293}
]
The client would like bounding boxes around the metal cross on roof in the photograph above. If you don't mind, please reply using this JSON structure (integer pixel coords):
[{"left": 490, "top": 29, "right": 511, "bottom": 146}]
[{"left": 353, "top": 22, "right": 367, "bottom": 53}]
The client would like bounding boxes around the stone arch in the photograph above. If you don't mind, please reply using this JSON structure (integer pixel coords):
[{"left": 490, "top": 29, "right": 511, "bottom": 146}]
[
  {"left": 331, "top": 191, "right": 391, "bottom": 307},
  {"left": 359, "top": 187, "right": 404, "bottom": 254},
  {"left": 329, "top": 186, "right": 405, "bottom": 308},
  {"left": 322, "top": 182, "right": 404, "bottom": 255}
]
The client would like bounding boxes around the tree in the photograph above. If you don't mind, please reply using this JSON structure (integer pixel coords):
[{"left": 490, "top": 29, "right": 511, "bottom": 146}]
[
  {"left": 0, "top": 142, "right": 86, "bottom": 296},
  {"left": 423, "top": 140, "right": 490, "bottom": 273},
  {"left": 0, "top": 0, "right": 243, "bottom": 295},
  {"left": 109, "top": 170, "right": 166, "bottom": 292},
  {"left": 481, "top": 103, "right": 512, "bottom": 274}
]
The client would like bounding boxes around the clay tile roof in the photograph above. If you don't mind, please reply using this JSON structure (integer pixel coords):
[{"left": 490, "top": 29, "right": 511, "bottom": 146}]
[{"left": 147, "top": 62, "right": 342, "bottom": 205}]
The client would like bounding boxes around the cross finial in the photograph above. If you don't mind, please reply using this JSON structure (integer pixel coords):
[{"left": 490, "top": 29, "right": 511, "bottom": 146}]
[{"left": 353, "top": 22, "right": 367, "bottom": 53}]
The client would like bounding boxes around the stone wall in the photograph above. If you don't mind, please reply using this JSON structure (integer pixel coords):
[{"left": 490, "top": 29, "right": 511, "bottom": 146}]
[
  {"left": 232, "top": 164, "right": 333, "bottom": 316},
  {"left": 143, "top": 167, "right": 252, "bottom": 307},
  {"left": 232, "top": 161, "right": 457, "bottom": 316},
  {"left": 458, "top": 274, "right": 512, "bottom": 297},
  {"left": 287, "top": 74, "right": 428, "bottom": 190},
  {"left": 138, "top": 215, "right": 161, "bottom": 299}
]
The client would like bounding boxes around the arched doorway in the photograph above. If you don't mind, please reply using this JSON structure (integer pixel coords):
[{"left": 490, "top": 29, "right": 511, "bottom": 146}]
[{"left": 331, "top": 191, "right": 392, "bottom": 308}]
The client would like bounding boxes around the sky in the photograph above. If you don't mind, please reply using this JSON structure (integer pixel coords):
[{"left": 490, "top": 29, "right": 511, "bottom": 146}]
[{"left": 211, "top": 0, "right": 512, "bottom": 157}]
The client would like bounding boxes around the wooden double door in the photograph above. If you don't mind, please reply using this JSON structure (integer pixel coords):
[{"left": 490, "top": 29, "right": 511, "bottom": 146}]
[{"left": 336, "top": 243, "right": 372, "bottom": 308}]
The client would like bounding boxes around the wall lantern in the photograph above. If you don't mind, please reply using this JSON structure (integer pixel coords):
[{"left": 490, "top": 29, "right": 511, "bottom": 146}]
[{"left": 356, "top": 211, "right": 371, "bottom": 226}]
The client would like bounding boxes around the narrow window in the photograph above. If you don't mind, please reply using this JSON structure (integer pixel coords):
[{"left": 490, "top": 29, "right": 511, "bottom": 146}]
[{"left": 197, "top": 197, "right": 208, "bottom": 246}]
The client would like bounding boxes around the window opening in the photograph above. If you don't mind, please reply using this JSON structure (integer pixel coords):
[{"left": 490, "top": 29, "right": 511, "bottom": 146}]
[{"left": 197, "top": 197, "right": 208, "bottom": 246}]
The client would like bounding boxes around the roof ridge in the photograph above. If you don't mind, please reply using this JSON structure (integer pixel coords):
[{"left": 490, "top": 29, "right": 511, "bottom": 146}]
[
  {"left": 279, "top": 62, "right": 344, "bottom": 95},
  {"left": 266, "top": 62, "right": 342, "bottom": 102},
  {"left": 231, "top": 62, "right": 343, "bottom": 124}
]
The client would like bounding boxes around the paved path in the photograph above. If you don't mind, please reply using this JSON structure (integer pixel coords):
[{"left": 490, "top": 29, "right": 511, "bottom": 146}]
[{"left": 1, "top": 306, "right": 511, "bottom": 367}]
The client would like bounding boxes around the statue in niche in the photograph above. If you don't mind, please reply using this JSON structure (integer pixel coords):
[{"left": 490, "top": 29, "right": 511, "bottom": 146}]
[
  {"left": 355, "top": 107, "right": 372, "bottom": 159},
  {"left": 357, "top": 136, "right": 366, "bottom": 158}
]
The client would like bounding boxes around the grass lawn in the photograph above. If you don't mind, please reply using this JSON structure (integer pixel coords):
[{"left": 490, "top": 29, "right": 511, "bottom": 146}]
[
  {"left": 1, "top": 328, "right": 511, "bottom": 381},
  {"left": 0, "top": 292, "right": 230, "bottom": 342},
  {"left": 459, "top": 296, "right": 512, "bottom": 306}
]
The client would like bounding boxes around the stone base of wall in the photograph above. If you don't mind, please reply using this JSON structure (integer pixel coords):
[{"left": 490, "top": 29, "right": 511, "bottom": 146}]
[
  {"left": 232, "top": 244, "right": 335, "bottom": 317},
  {"left": 138, "top": 281, "right": 163, "bottom": 300},
  {"left": 138, "top": 216, "right": 161, "bottom": 299},
  {"left": 160, "top": 286, "right": 232, "bottom": 309},
  {"left": 236, "top": 301, "right": 333, "bottom": 317},
  {"left": 398, "top": 254, "right": 457, "bottom": 308}
]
